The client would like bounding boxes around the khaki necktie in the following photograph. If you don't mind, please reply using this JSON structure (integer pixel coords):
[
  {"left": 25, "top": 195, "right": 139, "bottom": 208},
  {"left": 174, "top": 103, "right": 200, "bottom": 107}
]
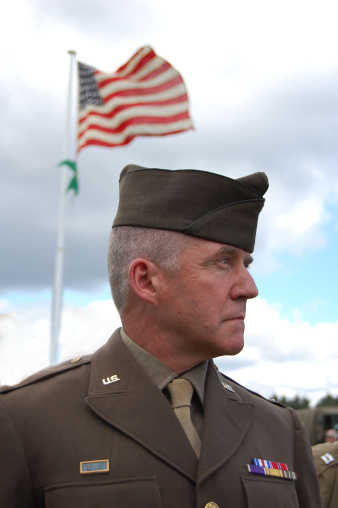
[{"left": 167, "top": 378, "right": 201, "bottom": 458}]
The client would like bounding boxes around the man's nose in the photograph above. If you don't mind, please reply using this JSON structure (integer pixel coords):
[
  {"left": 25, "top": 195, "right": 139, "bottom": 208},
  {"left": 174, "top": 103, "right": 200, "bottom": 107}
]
[{"left": 231, "top": 268, "right": 258, "bottom": 300}]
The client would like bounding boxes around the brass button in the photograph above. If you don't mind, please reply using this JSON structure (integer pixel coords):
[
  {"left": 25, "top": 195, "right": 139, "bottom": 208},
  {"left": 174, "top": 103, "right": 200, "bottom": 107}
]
[
  {"left": 205, "top": 503, "right": 219, "bottom": 508},
  {"left": 70, "top": 356, "right": 82, "bottom": 363}
]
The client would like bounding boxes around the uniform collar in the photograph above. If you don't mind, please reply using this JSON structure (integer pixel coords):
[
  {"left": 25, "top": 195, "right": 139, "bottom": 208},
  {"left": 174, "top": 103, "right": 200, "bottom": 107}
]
[
  {"left": 120, "top": 328, "right": 208, "bottom": 405},
  {"left": 87, "top": 331, "right": 255, "bottom": 484}
]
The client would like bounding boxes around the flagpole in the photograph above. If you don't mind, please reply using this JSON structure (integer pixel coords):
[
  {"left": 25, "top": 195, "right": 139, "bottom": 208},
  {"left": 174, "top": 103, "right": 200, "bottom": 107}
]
[{"left": 50, "top": 50, "right": 77, "bottom": 365}]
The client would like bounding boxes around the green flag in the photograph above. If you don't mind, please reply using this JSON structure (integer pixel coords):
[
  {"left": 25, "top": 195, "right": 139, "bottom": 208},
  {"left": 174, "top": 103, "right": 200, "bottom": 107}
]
[{"left": 58, "top": 160, "right": 79, "bottom": 195}]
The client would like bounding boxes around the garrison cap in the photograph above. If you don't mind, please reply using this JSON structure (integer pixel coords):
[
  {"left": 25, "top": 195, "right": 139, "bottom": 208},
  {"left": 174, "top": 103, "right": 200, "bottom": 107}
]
[{"left": 113, "top": 164, "right": 269, "bottom": 253}]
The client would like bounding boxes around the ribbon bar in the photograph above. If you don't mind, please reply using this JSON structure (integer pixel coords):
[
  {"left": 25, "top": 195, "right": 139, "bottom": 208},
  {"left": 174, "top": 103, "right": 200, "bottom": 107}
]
[
  {"left": 253, "top": 458, "right": 288, "bottom": 470},
  {"left": 248, "top": 464, "right": 297, "bottom": 480}
]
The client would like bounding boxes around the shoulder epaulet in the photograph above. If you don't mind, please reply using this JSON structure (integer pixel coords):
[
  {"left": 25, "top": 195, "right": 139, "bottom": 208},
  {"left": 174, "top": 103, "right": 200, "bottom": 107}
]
[
  {"left": 0, "top": 354, "right": 92, "bottom": 394},
  {"left": 312, "top": 442, "right": 338, "bottom": 474}
]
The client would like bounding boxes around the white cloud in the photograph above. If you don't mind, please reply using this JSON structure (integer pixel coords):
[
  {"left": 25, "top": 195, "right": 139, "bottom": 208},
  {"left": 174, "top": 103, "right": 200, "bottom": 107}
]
[
  {"left": 1, "top": 0, "right": 337, "bottom": 292},
  {"left": 216, "top": 298, "right": 338, "bottom": 404},
  {"left": 0, "top": 298, "right": 121, "bottom": 386},
  {"left": 0, "top": 0, "right": 337, "bottom": 402},
  {"left": 276, "top": 194, "right": 329, "bottom": 237},
  {"left": 1, "top": 297, "right": 337, "bottom": 407}
]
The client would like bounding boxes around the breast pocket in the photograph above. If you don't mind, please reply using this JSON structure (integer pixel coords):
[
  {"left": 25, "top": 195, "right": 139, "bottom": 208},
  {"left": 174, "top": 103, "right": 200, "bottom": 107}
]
[
  {"left": 45, "top": 476, "right": 162, "bottom": 508},
  {"left": 241, "top": 475, "right": 299, "bottom": 508}
]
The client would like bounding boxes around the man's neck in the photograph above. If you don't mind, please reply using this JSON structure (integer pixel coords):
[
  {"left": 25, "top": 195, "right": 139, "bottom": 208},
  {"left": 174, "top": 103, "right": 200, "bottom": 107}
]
[{"left": 121, "top": 320, "right": 205, "bottom": 374}]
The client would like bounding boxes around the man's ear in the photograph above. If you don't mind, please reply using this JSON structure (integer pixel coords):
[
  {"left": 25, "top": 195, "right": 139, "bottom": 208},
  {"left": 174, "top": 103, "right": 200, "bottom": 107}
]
[{"left": 128, "top": 258, "right": 161, "bottom": 306}]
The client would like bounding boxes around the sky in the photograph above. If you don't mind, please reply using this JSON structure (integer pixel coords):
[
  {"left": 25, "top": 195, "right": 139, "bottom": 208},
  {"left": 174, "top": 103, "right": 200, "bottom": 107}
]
[{"left": 0, "top": 0, "right": 337, "bottom": 405}]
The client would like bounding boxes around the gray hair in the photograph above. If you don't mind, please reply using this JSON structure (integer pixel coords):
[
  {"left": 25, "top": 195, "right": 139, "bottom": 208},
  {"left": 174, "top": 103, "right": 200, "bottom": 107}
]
[{"left": 107, "top": 226, "right": 194, "bottom": 313}]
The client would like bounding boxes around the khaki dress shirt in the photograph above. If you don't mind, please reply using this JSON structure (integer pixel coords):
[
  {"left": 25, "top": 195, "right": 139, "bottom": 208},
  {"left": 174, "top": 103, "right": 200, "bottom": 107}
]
[{"left": 120, "top": 328, "right": 207, "bottom": 438}]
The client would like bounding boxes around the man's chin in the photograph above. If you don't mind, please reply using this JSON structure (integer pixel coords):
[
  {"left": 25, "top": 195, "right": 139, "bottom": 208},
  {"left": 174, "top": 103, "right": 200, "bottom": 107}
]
[{"left": 214, "top": 336, "right": 245, "bottom": 358}]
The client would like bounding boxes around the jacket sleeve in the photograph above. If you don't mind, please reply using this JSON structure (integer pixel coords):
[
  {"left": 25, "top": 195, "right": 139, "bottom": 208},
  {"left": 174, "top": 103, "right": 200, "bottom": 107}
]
[
  {"left": 0, "top": 399, "right": 35, "bottom": 507},
  {"left": 289, "top": 408, "right": 322, "bottom": 508}
]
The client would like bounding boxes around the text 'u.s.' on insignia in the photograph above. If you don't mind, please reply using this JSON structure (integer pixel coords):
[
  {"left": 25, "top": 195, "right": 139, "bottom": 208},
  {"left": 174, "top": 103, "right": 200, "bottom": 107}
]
[{"left": 102, "top": 375, "right": 120, "bottom": 385}]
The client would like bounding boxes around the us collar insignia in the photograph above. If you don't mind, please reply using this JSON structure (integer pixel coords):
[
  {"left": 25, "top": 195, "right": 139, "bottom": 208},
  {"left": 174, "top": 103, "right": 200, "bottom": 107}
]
[
  {"left": 80, "top": 459, "right": 109, "bottom": 474},
  {"left": 221, "top": 381, "right": 234, "bottom": 392},
  {"left": 102, "top": 374, "right": 120, "bottom": 385},
  {"left": 247, "top": 458, "right": 297, "bottom": 480}
]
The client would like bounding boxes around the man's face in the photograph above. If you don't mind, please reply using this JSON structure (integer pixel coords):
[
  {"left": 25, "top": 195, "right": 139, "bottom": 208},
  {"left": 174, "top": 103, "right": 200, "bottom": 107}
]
[
  {"left": 157, "top": 237, "right": 258, "bottom": 364},
  {"left": 325, "top": 430, "right": 337, "bottom": 443}
]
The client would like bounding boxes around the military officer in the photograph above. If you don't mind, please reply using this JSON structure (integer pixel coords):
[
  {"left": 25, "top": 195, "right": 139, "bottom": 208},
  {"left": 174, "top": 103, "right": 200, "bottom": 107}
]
[
  {"left": 312, "top": 440, "right": 338, "bottom": 508},
  {"left": 0, "top": 164, "right": 321, "bottom": 507},
  {"left": 325, "top": 429, "right": 338, "bottom": 443}
]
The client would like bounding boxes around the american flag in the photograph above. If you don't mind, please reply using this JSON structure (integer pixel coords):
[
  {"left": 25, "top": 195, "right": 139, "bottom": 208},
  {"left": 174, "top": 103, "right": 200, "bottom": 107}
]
[{"left": 77, "top": 46, "right": 193, "bottom": 152}]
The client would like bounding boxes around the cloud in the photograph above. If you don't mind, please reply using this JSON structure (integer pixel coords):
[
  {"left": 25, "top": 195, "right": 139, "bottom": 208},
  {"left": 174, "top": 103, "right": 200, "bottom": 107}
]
[
  {"left": 0, "top": 297, "right": 120, "bottom": 385},
  {"left": 1, "top": 0, "right": 337, "bottom": 296},
  {"left": 32, "top": 0, "right": 159, "bottom": 42},
  {"left": 216, "top": 298, "right": 338, "bottom": 404},
  {"left": 1, "top": 296, "right": 337, "bottom": 407}
]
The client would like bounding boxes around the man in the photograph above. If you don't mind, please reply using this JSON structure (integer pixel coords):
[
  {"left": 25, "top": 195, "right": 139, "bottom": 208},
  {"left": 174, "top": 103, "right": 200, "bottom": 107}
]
[
  {"left": 0, "top": 164, "right": 320, "bottom": 507},
  {"left": 325, "top": 429, "right": 338, "bottom": 443},
  {"left": 312, "top": 440, "right": 338, "bottom": 507}
]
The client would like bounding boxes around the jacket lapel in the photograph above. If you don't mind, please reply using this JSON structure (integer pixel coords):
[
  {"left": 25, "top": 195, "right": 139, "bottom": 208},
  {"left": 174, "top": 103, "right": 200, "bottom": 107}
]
[
  {"left": 85, "top": 330, "right": 198, "bottom": 481},
  {"left": 197, "top": 362, "right": 255, "bottom": 484}
]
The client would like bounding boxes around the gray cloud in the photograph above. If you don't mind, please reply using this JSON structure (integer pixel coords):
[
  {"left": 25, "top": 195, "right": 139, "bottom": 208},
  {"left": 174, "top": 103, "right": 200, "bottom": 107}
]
[
  {"left": 33, "top": 0, "right": 159, "bottom": 42},
  {"left": 1, "top": 2, "right": 337, "bottom": 297}
]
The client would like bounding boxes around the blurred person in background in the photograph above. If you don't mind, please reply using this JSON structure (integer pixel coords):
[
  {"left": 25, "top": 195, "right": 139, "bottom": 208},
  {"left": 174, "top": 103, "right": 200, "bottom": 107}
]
[
  {"left": 325, "top": 429, "right": 338, "bottom": 443},
  {"left": 312, "top": 440, "right": 338, "bottom": 508}
]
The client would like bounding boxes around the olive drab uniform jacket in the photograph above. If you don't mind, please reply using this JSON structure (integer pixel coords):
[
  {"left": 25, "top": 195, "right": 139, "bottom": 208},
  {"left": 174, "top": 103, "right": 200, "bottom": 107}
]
[
  {"left": 312, "top": 441, "right": 338, "bottom": 508},
  {"left": 0, "top": 329, "right": 321, "bottom": 508}
]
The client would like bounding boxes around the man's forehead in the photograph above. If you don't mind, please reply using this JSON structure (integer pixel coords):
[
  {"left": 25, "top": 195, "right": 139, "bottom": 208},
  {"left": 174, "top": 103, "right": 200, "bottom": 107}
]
[
  {"left": 184, "top": 237, "right": 253, "bottom": 261},
  {"left": 218, "top": 244, "right": 253, "bottom": 259}
]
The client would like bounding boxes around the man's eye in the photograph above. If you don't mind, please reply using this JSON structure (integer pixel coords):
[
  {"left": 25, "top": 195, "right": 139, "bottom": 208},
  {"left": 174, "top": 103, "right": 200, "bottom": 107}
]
[{"left": 220, "top": 258, "right": 228, "bottom": 264}]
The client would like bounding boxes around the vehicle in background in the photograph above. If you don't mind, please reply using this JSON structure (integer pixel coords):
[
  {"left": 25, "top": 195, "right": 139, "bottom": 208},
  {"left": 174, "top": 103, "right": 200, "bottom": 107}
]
[{"left": 297, "top": 406, "right": 338, "bottom": 445}]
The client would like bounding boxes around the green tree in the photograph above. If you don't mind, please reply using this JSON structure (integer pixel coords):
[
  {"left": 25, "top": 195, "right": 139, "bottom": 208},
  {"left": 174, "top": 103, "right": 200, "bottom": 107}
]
[
  {"left": 316, "top": 394, "right": 338, "bottom": 407},
  {"left": 272, "top": 393, "right": 310, "bottom": 410}
]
